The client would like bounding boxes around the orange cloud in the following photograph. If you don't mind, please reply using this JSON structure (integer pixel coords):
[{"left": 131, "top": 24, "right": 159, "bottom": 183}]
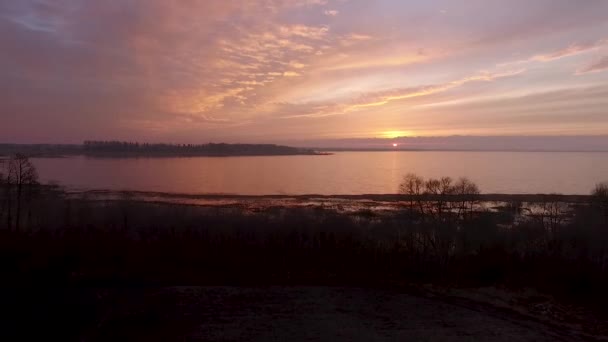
[{"left": 283, "top": 71, "right": 301, "bottom": 77}]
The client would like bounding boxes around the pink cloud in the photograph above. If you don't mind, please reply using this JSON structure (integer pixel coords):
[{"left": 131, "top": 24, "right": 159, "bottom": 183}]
[
  {"left": 577, "top": 56, "right": 608, "bottom": 74},
  {"left": 532, "top": 40, "right": 607, "bottom": 62}
]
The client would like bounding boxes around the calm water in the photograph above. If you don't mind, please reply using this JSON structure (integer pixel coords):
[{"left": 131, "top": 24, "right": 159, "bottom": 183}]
[{"left": 31, "top": 151, "right": 608, "bottom": 195}]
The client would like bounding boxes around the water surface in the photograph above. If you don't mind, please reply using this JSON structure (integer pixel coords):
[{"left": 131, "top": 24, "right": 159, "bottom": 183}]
[{"left": 32, "top": 151, "right": 608, "bottom": 195}]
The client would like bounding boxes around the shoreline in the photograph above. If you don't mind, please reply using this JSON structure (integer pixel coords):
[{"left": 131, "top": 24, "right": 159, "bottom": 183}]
[
  {"left": 66, "top": 188, "right": 594, "bottom": 204},
  {"left": 60, "top": 189, "right": 592, "bottom": 208}
]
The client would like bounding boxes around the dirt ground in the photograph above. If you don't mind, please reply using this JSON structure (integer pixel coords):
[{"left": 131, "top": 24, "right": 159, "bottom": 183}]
[{"left": 75, "top": 286, "right": 601, "bottom": 341}]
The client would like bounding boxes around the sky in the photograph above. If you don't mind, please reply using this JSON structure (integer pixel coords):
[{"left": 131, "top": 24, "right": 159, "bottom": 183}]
[{"left": 1, "top": 0, "right": 608, "bottom": 146}]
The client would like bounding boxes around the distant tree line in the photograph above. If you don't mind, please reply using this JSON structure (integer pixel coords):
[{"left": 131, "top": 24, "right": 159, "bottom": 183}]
[
  {"left": 0, "top": 142, "right": 320, "bottom": 157},
  {"left": 83, "top": 141, "right": 317, "bottom": 156},
  {"left": 0, "top": 144, "right": 81, "bottom": 157}
]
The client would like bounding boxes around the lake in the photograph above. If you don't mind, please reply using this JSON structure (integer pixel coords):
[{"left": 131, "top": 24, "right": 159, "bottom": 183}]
[{"left": 31, "top": 151, "right": 608, "bottom": 195}]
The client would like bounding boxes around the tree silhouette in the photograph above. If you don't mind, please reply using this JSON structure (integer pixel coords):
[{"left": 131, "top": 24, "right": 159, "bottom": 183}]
[
  {"left": 82, "top": 140, "right": 315, "bottom": 156},
  {"left": 0, "top": 160, "right": 5, "bottom": 222},
  {"left": 399, "top": 173, "right": 425, "bottom": 214},
  {"left": 7, "top": 154, "right": 38, "bottom": 231},
  {"left": 531, "top": 194, "right": 569, "bottom": 237},
  {"left": 452, "top": 177, "right": 480, "bottom": 220},
  {"left": 592, "top": 182, "right": 608, "bottom": 220},
  {"left": 424, "top": 177, "right": 454, "bottom": 217}
]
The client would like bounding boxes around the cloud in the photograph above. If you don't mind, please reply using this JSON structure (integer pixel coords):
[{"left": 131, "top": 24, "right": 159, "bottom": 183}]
[
  {"left": 283, "top": 71, "right": 301, "bottom": 77},
  {"left": 1, "top": 0, "right": 608, "bottom": 143},
  {"left": 318, "top": 52, "right": 428, "bottom": 71},
  {"left": 577, "top": 56, "right": 608, "bottom": 74},
  {"left": 499, "top": 39, "right": 608, "bottom": 67},
  {"left": 290, "top": 0, "right": 328, "bottom": 6},
  {"left": 280, "top": 69, "right": 525, "bottom": 118},
  {"left": 288, "top": 61, "right": 306, "bottom": 69},
  {"left": 279, "top": 25, "right": 329, "bottom": 39},
  {"left": 531, "top": 40, "right": 607, "bottom": 62},
  {"left": 345, "top": 34, "right": 371, "bottom": 41},
  {"left": 469, "top": 1, "right": 608, "bottom": 48},
  {"left": 347, "top": 68, "right": 525, "bottom": 108}
]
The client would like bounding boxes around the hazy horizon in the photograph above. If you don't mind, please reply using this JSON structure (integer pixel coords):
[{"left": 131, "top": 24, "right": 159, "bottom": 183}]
[
  {"left": 2, "top": 0, "right": 608, "bottom": 144},
  {"left": 6, "top": 135, "right": 608, "bottom": 152}
]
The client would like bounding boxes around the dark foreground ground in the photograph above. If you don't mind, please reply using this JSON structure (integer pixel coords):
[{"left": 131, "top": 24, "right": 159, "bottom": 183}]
[
  {"left": 3, "top": 286, "right": 601, "bottom": 341},
  {"left": 3, "top": 186, "right": 608, "bottom": 340}
]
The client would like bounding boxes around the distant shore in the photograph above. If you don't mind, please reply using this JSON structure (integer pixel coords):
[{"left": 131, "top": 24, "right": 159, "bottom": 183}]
[
  {"left": 3, "top": 143, "right": 608, "bottom": 158},
  {"left": 0, "top": 142, "right": 329, "bottom": 158}
]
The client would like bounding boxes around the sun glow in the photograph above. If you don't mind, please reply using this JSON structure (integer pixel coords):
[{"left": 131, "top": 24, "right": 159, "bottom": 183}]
[{"left": 381, "top": 130, "right": 413, "bottom": 139}]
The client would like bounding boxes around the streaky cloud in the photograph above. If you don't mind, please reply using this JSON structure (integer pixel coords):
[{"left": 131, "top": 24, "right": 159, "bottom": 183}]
[{"left": 577, "top": 56, "right": 608, "bottom": 74}]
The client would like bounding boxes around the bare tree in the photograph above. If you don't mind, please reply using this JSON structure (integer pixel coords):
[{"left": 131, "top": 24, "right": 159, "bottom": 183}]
[
  {"left": 592, "top": 182, "right": 608, "bottom": 198},
  {"left": 452, "top": 177, "right": 480, "bottom": 220},
  {"left": 399, "top": 173, "right": 425, "bottom": 214},
  {"left": 424, "top": 177, "right": 454, "bottom": 216},
  {"left": 399, "top": 173, "right": 425, "bottom": 196},
  {"left": 528, "top": 194, "right": 568, "bottom": 242},
  {"left": 592, "top": 182, "right": 608, "bottom": 220},
  {"left": 7, "top": 154, "right": 39, "bottom": 231},
  {"left": 0, "top": 160, "right": 5, "bottom": 221},
  {"left": 3, "top": 159, "right": 12, "bottom": 230}
]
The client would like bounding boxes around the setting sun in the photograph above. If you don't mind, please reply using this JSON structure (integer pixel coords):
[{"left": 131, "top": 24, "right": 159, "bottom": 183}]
[{"left": 392, "top": 143, "right": 398, "bottom": 147}]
